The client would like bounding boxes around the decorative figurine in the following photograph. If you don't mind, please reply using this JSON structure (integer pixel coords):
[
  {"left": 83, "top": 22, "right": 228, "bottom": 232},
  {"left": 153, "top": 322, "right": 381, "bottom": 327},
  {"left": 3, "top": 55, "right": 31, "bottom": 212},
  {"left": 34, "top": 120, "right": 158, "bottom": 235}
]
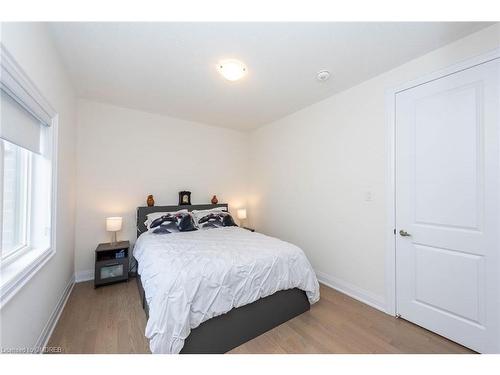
[
  {"left": 178, "top": 191, "right": 192, "bottom": 205},
  {"left": 147, "top": 194, "right": 155, "bottom": 207},
  {"left": 211, "top": 195, "right": 218, "bottom": 204}
]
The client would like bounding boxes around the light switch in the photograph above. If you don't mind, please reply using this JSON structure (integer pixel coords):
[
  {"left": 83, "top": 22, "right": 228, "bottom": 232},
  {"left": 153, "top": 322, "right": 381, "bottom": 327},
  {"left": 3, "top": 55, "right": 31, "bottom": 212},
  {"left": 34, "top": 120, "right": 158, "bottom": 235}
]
[{"left": 364, "top": 191, "right": 373, "bottom": 202}]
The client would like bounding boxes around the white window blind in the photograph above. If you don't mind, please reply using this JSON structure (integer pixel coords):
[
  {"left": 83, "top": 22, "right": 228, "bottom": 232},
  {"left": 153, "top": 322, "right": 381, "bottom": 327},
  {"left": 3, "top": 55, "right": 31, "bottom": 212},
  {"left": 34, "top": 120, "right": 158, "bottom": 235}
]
[{"left": 0, "top": 89, "right": 47, "bottom": 154}]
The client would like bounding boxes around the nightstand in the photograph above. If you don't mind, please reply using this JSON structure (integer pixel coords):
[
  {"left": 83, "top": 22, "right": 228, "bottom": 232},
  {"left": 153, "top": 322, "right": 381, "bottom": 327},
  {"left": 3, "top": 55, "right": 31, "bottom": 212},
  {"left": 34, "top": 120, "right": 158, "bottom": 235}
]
[
  {"left": 94, "top": 240, "right": 130, "bottom": 288},
  {"left": 242, "top": 227, "right": 255, "bottom": 232}
]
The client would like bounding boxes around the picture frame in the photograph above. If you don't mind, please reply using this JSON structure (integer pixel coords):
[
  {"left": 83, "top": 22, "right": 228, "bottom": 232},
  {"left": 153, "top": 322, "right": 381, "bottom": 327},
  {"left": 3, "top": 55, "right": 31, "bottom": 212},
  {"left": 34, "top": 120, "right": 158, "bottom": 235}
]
[{"left": 178, "top": 191, "right": 192, "bottom": 205}]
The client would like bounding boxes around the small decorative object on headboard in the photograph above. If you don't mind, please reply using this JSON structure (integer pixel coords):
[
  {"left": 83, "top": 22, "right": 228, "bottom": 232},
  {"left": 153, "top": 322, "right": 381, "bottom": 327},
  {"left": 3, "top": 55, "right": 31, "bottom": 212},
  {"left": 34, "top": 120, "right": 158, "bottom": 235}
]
[
  {"left": 147, "top": 194, "right": 155, "bottom": 207},
  {"left": 179, "top": 191, "right": 192, "bottom": 205},
  {"left": 211, "top": 195, "right": 218, "bottom": 204}
]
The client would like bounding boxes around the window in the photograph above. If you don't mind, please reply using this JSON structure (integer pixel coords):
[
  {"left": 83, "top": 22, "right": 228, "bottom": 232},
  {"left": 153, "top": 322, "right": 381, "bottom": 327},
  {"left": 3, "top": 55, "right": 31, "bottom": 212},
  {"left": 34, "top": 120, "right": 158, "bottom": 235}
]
[
  {"left": 1, "top": 140, "right": 31, "bottom": 259},
  {"left": 1, "top": 88, "right": 54, "bottom": 264},
  {"left": 0, "top": 45, "right": 57, "bottom": 305}
]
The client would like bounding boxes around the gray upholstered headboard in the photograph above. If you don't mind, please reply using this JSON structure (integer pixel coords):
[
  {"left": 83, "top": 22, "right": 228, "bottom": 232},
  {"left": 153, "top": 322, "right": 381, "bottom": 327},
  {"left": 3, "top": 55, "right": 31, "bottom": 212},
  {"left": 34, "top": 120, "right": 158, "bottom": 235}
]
[{"left": 136, "top": 203, "right": 228, "bottom": 237}]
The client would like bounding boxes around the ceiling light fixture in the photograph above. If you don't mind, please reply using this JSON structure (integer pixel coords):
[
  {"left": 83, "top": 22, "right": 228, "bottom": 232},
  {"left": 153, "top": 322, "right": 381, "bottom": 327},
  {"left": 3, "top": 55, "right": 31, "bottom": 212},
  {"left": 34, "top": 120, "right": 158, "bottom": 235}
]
[
  {"left": 316, "top": 70, "right": 331, "bottom": 82},
  {"left": 217, "top": 59, "right": 248, "bottom": 81}
]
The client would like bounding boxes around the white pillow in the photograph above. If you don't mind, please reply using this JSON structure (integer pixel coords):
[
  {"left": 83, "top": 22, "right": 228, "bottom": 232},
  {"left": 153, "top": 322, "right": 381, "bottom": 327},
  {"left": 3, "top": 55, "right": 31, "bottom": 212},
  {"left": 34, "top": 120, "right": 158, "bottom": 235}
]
[
  {"left": 191, "top": 207, "right": 227, "bottom": 226},
  {"left": 144, "top": 209, "right": 188, "bottom": 230}
]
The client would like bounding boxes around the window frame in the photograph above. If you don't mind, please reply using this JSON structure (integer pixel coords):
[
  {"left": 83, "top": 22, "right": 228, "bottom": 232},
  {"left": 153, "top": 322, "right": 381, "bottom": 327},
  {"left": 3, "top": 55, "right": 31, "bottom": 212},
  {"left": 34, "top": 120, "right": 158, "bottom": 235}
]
[{"left": 0, "top": 43, "right": 59, "bottom": 308}]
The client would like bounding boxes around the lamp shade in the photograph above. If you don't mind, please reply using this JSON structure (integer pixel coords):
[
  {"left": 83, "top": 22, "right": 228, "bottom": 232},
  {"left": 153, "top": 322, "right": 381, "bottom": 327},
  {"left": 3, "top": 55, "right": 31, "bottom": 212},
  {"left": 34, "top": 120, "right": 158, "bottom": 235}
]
[
  {"left": 237, "top": 208, "right": 247, "bottom": 220},
  {"left": 106, "top": 217, "right": 122, "bottom": 232}
]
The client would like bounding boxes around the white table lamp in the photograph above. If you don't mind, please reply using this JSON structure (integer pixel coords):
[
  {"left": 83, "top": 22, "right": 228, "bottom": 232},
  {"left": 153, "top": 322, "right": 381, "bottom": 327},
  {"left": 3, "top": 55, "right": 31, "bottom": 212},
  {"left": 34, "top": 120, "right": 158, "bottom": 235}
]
[
  {"left": 237, "top": 208, "right": 247, "bottom": 227},
  {"left": 106, "top": 216, "right": 122, "bottom": 244}
]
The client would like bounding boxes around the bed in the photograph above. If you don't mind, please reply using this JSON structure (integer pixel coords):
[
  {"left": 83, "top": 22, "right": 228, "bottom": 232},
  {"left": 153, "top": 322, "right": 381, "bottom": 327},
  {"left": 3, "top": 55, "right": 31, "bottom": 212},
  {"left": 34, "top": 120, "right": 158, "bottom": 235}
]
[{"left": 134, "top": 204, "right": 320, "bottom": 354}]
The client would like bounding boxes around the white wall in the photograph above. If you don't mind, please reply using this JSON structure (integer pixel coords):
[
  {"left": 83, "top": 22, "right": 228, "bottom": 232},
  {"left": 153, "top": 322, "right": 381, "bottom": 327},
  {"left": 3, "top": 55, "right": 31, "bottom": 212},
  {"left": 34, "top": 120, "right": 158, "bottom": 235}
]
[
  {"left": 249, "top": 24, "right": 500, "bottom": 308},
  {"left": 74, "top": 100, "right": 249, "bottom": 278},
  {"left": 0, "top": 23, "right": 77, "bottom": 347}
]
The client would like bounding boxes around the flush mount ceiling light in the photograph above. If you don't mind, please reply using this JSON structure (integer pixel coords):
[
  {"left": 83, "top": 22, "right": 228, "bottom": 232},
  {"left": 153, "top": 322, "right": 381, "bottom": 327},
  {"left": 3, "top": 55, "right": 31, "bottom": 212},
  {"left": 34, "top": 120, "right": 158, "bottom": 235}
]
[
  {"left": 316, "top": 70, "right": 331, "bottom": 82},
  {"left": 217, "top": 59, "right": 248, "bottom": 81}
]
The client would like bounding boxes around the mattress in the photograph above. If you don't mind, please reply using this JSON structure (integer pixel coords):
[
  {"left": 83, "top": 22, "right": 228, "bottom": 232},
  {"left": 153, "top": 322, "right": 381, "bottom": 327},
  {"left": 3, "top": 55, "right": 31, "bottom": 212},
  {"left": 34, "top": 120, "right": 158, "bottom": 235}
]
[{"left": 134, "top": 226, "right": 320, "bottom": 354}]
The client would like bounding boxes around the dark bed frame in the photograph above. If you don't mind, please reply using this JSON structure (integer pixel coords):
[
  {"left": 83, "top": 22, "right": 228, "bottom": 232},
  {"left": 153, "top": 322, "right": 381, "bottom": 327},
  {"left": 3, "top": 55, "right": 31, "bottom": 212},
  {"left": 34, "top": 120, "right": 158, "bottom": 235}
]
[{"left": 135, "top": 204, "right": 310, "bottom": 354}]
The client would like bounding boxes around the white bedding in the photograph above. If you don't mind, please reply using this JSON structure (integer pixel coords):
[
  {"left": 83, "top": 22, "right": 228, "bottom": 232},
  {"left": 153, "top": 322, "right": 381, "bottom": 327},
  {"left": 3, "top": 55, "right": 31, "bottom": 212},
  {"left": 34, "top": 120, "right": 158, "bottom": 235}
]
[{"left": 134, "top": 226, "right": 320, "bottom": 354}]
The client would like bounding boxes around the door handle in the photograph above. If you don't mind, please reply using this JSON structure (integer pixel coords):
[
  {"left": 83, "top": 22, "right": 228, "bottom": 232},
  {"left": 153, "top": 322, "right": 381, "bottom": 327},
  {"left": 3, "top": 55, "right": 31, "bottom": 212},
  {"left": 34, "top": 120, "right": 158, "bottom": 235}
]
[{"left": 399, "top": 230, "right": 411, "bottom": 237}]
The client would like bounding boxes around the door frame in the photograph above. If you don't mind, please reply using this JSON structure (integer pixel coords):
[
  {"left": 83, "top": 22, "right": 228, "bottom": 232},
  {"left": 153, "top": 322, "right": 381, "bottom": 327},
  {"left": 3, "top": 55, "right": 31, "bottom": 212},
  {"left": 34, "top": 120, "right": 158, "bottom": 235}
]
[{"left": 384, "top": 47, "right": 500, "bottom": 316}]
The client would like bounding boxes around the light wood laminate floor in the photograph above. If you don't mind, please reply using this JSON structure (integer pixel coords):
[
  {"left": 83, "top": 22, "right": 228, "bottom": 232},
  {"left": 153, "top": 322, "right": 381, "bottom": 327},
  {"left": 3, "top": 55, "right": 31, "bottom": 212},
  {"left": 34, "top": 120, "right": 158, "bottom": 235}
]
[{"left": 47, "top": 280, "right": 474, "bottom": 354}]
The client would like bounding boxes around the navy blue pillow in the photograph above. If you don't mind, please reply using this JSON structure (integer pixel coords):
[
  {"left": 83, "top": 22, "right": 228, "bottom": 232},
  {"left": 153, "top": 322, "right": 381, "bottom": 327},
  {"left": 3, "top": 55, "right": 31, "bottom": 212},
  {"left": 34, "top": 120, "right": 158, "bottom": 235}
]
[
  {"left": 150, "top": 213, "right": 197, "bottom": 234},
  {"left": 150, "top": 214, "right": 178, "bottom": 234},
  {"left": 177, "top": 213, "right": 197, "bottom": 232},
  {"left": 152, "top": 226, "right": 173, "bottom": 234},
  {"left": 222, "top": 214, "right": 237, "bottom": 227},
  {"left": 198, "top": 212, "right": 237, "bottom": 229}
]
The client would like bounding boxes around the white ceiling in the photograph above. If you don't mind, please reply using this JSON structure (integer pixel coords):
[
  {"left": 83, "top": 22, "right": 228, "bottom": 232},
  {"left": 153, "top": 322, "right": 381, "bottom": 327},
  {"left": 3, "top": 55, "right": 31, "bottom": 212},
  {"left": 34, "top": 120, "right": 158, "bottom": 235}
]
[{"left": 49, "top": 22, "right": 493, "bottom": 131}]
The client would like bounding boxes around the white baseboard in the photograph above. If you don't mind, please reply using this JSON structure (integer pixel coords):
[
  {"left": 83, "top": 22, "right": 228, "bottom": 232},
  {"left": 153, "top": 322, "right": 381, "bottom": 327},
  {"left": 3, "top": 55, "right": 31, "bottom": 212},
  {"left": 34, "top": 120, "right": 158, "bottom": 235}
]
[
  {"left": 315, "top": 269, "right": 387, "bottom": 313},
  {"left": 34, "top": 275, "right": 74, "bottom": 352},
  {"left": 75, "top": 269, "right": 94, "bottom": 283}
]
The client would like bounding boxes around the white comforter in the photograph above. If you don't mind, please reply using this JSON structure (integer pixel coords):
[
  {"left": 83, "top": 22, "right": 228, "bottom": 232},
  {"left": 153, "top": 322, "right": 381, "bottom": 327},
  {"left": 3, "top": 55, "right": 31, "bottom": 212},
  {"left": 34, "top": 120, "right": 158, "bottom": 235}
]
[{"left": 134, "top": 226, "right": 320, "bottom": 354}]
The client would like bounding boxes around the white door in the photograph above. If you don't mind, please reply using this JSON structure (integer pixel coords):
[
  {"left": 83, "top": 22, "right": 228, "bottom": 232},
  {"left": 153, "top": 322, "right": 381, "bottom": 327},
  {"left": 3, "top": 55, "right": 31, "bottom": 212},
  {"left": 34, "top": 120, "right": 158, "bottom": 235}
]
[{"left": 395, "top": 58, "right": 500, "bottom": 353}]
